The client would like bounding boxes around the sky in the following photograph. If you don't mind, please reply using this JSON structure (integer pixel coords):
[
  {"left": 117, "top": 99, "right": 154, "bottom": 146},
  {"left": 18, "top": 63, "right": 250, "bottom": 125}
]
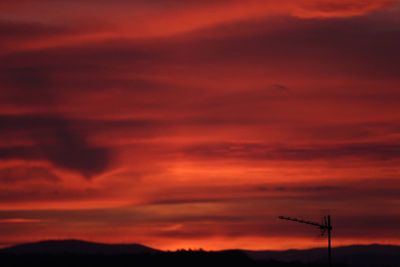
[{"left": 0, "top": 0, "right": 400, "bottom": 250}]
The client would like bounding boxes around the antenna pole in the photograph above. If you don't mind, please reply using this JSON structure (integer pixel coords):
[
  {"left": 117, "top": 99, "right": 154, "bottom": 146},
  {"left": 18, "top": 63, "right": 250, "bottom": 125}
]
[
  {"left": 279, "top": 215, "right": 333, "bottom": 267},
  {"left": 327, "top": 215, "right": 332, "bottom": 267}
]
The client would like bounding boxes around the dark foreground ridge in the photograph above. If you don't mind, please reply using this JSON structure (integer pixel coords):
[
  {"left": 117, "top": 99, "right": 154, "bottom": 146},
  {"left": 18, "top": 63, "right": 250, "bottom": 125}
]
[
  {"left": 246, "top": 244, "right": 400, "bottom": 267},
  {"left": 0, "top": 239, "right": 159, "bottom": 255},
  {"left": 1, "top": 240, "right": 399, "bottom": 267}
]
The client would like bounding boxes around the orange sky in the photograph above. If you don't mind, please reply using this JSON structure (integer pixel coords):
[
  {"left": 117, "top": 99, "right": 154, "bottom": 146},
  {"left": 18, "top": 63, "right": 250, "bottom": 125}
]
[{"left": 0, "top": 0, "right": 400, "bottom": 250}]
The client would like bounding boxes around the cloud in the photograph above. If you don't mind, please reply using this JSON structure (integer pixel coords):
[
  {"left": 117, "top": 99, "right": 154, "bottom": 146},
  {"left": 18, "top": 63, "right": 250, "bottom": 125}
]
[
  {"left": 0, "top": 0, "right": 399, "bottom": 249},
  {"left": 0, "top": 166, "right": 60, "bottom": 184},
  {"left": 1, "top": 177, "right": 400, "bottom": 246},
  {"left": 0, "top": 65, "right": 114, "bottom": 179},
  {"left": 142, "top": 179, "right": 400, "bottom": 208},
  {"left": 183, "top": 142, "right": 400, "bottom": 161},
  {"left": 0, "top": 185, "right": 104, "bottom": 203},
  {"left": 34, "top": 118, "right": 113, "bottom": 178},
  {"left": 0, "top": 218, "right": 44, "bottom": 224},
  {"left": 0, "top": 13, "right": 398, "bottom": 129},
  {"left": 292, "top": 0, "right": 395, "bottom": 18},
  {"left": 0, "top": 19, "right": 76, "bottom": 42},
  {"left": 0, "top": 18, "right": 107, "bottom": 53},
  {"left": 184, "top": 15, "right": 400, "bottom": 79},
  {"left": 0, "top": 114, "right": 114, "bottom": 179}
]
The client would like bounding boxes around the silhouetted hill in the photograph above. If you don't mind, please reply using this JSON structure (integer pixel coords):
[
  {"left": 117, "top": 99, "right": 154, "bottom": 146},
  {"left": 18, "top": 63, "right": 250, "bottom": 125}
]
[
  {"left": 0, "top": 239, "right": 159, "bottom": 255},
  {"left": 1, "top": 240, "right": 399, "bottom": 267},
  {"left": 246, "top": 244, "right": 400, "bottom": 266},
  {"left": 0, "top": 243, "right": 257, "bottom": 267}
]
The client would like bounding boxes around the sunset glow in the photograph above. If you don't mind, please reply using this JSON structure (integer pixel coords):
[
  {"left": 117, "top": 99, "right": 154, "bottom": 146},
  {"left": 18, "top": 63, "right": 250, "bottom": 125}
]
[{"left": 1, "top": 0, "right": 400, "bottom": 250}]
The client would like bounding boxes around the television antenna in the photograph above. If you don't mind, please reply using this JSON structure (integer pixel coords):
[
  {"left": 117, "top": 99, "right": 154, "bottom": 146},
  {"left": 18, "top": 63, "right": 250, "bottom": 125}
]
[{"left": 278, "top": 215, "right": 332, "bottom": 267}]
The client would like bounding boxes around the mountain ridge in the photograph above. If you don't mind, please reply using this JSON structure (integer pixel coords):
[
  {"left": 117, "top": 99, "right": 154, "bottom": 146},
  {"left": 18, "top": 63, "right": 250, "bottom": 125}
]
[
  {"left": 245, "top": 243, "right": 400, "bottom": 266},
  {"left": 0, "top": 239, "right": 159, "bottom": 255},
  {"left": 1, "top": 240, "right": 400, "bottom": 266}
]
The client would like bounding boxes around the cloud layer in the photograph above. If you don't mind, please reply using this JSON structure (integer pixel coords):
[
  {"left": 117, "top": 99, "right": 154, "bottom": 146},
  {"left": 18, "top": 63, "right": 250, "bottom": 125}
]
[{"left": 0, "top": 0, "right": 399, "bottom": 250}]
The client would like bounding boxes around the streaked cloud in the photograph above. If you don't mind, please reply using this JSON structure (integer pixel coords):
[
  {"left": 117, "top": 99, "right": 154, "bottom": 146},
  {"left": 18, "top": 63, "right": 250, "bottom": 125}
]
[{"left": 0, "top": 0, "right": 399, "bottom": 250}]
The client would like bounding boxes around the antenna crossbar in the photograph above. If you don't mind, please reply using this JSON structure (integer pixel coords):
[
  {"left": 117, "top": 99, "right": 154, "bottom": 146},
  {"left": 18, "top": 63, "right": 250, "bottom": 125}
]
[
  {"left": 278, "top": 216, "right": 329, "bottom": 229},
  {"left": 278, "top": 215, "right": 333, "bottom": 267}
]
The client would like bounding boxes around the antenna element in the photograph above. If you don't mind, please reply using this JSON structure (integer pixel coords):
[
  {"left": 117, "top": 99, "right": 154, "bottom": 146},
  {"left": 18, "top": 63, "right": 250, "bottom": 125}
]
[{"left": 278, "top": 215, "right": 332, "bottom": 267}]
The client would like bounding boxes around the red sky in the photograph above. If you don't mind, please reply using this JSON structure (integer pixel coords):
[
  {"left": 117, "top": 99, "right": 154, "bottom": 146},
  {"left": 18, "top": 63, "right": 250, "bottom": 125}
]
[{"left": 0, "top": 0, "right": 400, "bottom": 250}]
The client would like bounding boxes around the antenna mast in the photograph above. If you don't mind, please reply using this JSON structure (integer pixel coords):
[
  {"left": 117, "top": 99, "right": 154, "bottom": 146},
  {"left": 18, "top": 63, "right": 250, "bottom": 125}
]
[{"left": 278, "top": 215, "right": 332, "bottom": 267}]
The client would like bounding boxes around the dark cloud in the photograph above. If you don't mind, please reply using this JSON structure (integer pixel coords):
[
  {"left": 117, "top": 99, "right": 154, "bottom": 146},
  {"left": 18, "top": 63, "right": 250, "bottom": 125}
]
[
  {"left": 176, "top": 15, "right": 400, "bottom": 78},
  {"left": 297, "top": 0, "right": 393, "bottom": 16},
  {"left": 34, "top": 118, "right": 112, "bottom": 178},
  {"left": 0, "top": 67, "right": 54, "bottom": 106},
  {"left": 0, "top": 19, "right": 74, "bottom": 42},
  {"left": 0, "top": 166, "right": 60, "bottom": 184},
  {"left": 0, "top": 66, "right": 114, "bottom": 179},
  {"left": 0, "top": 115, "right": 160, "bottom": 132},
  {"left": 1, "top": 12, "right": 399, "bottom": 86},
  {"left": 0, "top": 19, "right": 105, "bottom": 55},
  {"left": 0, "top": 207, "right": 242, "bottom": 226},
  {"left": 0, "top": 39, "right": 166, "bottom": 81},
  {"left": 183, "top": 142, "right": 400, "bottom": 161},
  {"left": 0, "top": 119, "right": 112, "bottom": 178},
  {"left": 295, "top": 121, "right": 400, "bottom": 141},
  {"left": 145, "top": 184, "right": 344, "bottom": 206},
  {"left": 146, "top": 197, "right": 228, "bottom": 206},
  {"left": 1, "top": 177, "right": 400, "bottom": 241},
  {"left": 259, "top": 185, "right": 342, "bottom": 193},
  {"left": 0, "top": 114, "right": 170, "bottom": 147},
  {"left": 334, "top": 214, "right": 400, "bottom": 238},
  {"left": 2, "top": 13, "right": 398, "bottom": 178},
  {"left": 0, "top": 186, "right": 103, "bottom": 203},
  {"left": 0, "top": 146, "right": 37, "bottom": 161},
  {"left": 0, "top": 21, "right": 118, "bottom": 179}
]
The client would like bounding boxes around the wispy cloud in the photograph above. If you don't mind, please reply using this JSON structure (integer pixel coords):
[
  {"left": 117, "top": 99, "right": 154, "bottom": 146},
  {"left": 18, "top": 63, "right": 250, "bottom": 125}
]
[{"left": 0, "top": 0, "right": 399, "bottom": 250}]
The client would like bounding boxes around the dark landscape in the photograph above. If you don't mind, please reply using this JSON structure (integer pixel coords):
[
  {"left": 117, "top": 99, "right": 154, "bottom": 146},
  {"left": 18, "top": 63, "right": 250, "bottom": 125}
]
[
  {"left": 0, "top": 240, "right": 398, "bottom": 267},
  {"left": 1, "top": 1, "right": 400, "bottom": 267}
]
